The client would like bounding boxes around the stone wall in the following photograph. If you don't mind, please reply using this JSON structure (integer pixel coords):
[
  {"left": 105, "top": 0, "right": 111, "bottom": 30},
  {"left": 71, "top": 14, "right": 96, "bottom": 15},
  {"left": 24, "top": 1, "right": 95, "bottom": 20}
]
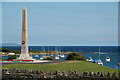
[{"left": 2, "top": 68, "right": 120, "bottom": 80}]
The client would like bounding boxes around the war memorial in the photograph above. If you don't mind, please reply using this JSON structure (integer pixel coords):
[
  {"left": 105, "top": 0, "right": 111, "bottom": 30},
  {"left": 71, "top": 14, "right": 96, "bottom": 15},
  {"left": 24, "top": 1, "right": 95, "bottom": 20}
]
[
  {"left": 2, "top": 8, "right": 120, "bottom": 80},
  {"left": 2, "top": 8, "right": 48, "bottom": 63}
]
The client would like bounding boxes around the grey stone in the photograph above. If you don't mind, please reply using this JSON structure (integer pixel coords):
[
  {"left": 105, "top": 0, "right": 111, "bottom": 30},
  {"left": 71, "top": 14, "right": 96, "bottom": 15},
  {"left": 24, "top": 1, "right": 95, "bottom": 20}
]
[
  {"left": 2, "top": 69, "right": 119, "bottom": 79},
  {"left": 89, "top": 72, "right": 93, "bottom": 77},
  {"left": 73, "top": 70, "right": 77, "bottom": 74},
  {"left": 97, "top": 72, "right": 100, "bottom": 77},
  {"left": 107, "top": 72, "right": 111, "bottom": 77},
  {"left": 50, "top": 71, "right": 54, "bottom": 75},
  {"left": 68, "top": 70, "right": 71, "bottom": 74},
  {"left": 112, "top": 72, "right": 117, "bottom": 78},
  {"left": 55, "top": 70, "right": 60, "bottom": 75},
  {"left": 100, "top": 73, "right": 104, "bottom": 77},
  {"left": 83, "top": 72, "right": 88, "bottom": 77},
  {"left": 71, "top": 71, "right": 77, "bottom": 75},
  {"left": 62, "top": 71, "right": 65, "bottom": 75}
]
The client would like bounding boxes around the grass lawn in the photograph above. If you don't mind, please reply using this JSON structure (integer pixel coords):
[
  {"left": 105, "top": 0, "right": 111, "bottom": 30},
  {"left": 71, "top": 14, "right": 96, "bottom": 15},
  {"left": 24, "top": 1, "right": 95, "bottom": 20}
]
[{"left": 3, "top": 61, "right": 118, "bottom": 74}]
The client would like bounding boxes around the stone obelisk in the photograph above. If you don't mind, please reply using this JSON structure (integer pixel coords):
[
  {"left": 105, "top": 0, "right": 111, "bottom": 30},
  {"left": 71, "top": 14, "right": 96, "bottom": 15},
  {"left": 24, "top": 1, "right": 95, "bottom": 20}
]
[{"left": 18, "top": 8, "right": 34, "bottom": 60}]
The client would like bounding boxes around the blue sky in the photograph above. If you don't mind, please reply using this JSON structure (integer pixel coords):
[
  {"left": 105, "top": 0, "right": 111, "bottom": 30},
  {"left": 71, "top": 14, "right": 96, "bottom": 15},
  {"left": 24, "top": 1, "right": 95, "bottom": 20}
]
[{"left": 2, "top": 2, "right": 118, "bottom": 46}]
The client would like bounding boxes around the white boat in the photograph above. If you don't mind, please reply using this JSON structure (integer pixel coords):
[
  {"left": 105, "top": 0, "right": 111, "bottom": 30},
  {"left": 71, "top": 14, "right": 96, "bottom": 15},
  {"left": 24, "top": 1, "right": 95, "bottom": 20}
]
[
  {"left": 59, "top": 54, "right": 65, "bottom": 58},
  {"left": 40, "top": 57, "right": 43, "bottom": 60},
  {"left": 97, "top": 46, "right": 103, "bottom": 66},
  {"left": 55, "top": 56, "right": 59, "bottom": 60},
  {"left": 98, "top": 59, "right": 103, "bottom": 66},
  {"left": 34, "top": 55, "right": 39, "bottom": 57},
  {"left": 106, "top": 57, "right": 110, "bottom": 62},
  {"left": 39, "top": 46, "right": 46, "bottom": 60},
  {"left": 40, "top": 55, "right": 47, "bottom": 60},
  {"left": 86, "top": 57, "right": 93, "bottom": 62},
  {"left": 54, "top": 46, "right": 60, "bottom": 60}
]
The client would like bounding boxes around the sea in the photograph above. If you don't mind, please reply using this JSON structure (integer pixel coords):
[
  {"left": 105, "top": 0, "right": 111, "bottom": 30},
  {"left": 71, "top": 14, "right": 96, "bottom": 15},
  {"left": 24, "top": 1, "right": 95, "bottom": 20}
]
[{"left": 1, "top": 46, "right": 120, "bottom": 69}]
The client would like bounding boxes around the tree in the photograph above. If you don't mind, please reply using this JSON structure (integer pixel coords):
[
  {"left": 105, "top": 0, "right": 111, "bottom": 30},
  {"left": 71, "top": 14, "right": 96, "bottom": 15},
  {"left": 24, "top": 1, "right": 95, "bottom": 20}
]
[
  {"left": 65, "top": 52, "right": 86, "bottom": 61},
  {"left": 43, "top": 57, "right": 53, "bottom": 60},
  {"left": 0, "top": 48, "right": 21, "bottom": 54},
  {"left": 75, "top": 55, "right": 86, "bottom": 61},
  {"left": 8, "top": 55, "right": 16, "bottom": 60},
  {"left": 1, "top": 48, "right": 11, "bottom": 52}
]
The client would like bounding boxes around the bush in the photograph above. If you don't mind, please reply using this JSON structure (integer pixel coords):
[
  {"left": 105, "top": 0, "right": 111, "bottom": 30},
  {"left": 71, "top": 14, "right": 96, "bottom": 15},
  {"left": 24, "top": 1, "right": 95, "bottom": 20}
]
[
  {"left": 8, "top": 55, "right": 17, "bottom": 60},
  {"left": 65, "top": 52, "right": 86, "bottom": 61},
  {"left": 1, "top": 48, "right": 11, "bottom": 52},
  {"left": 75, "top": 56, "right": 86, "bottom": 61},
  {"left": 43, "top": 57, "right": 53, "bottom": 60},
  {"left": 1, "top": 48, "right": 21, "bottom": 54}
]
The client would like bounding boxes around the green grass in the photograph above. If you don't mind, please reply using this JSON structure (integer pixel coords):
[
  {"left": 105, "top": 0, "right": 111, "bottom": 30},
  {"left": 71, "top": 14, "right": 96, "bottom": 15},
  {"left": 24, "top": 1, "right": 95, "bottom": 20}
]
[{"left": 3, "top": 61, "right": 118, "bottom": 73}]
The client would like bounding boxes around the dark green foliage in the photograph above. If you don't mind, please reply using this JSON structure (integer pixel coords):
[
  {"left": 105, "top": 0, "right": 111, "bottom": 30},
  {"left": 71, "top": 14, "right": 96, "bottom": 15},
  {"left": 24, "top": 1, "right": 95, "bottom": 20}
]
[
  {"left": 75, "top": 56, "right": 86, "bottom": 61},
  {"left": 10, "top": 50, "right": 21, "bottom": 54},
  {"left": 65, "top": 52, "right": 78, "bottom": 60},
  {"left": 8, "top": 55, "right": 17, "bottom": 60},
  {"left": 43, "top": 57, "right": 53, "bottom": 60},
  {"left": 66, "top": 52, "right": 86, "bottom": 61},
  {"left": 0, "top": 48, "right": 11, "bottom": 52},
  {"left": 30, "top": 50, "right": 42, "bottom": 53},
  {"left": 1, "top": 48, "right": 21, "bottom": 54}
]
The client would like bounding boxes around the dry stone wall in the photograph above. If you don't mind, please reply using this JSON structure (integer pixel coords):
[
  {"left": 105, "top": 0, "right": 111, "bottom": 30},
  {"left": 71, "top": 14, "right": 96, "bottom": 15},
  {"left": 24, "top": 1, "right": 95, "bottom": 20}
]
[{"left": 2, "top": 68, "right": 120, "bottom": 80}]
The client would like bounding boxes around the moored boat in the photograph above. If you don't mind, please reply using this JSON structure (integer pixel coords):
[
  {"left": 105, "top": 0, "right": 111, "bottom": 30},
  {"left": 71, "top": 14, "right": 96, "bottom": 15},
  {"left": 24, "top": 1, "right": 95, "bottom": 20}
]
[
  {"left": 106, "top": 57, "right": 110, "bottom": 62},
  {"left": 40, "top": 57, "right": 43, "bottom": 60},
  {"left": 86, "top": 57, "right": 93, "bottom": 62},
  {"left": 97, "top": 59, "right": 103, "bottom": 66},
  {"left": 54, "top": 55, "right": 59, "bottom": 60},
  {"left": 97, "top": 46, "right": 103, "bottom": 66},
  {"left": 34, "top": 55, "right": 39, "bottom": 57},
  {"left": 59, "top": 54, "right": 65, "bottom": 58}
]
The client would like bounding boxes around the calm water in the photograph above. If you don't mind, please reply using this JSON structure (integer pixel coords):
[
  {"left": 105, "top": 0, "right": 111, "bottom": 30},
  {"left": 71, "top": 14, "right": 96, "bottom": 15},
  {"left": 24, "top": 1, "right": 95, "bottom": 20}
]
[{"left": 1, "top": 46, "right": 120, "bottom": 69}]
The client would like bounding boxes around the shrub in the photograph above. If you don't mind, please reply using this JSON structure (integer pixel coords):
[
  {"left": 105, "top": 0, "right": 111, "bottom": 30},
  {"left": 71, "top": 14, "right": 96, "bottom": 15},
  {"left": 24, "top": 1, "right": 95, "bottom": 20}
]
[
  {"left": 65, "top": 52, "right": 86, "bottom": 61},
  {"left": 75, "top": 55, "right": 86, "bottom": 61},
  {"left": 43, "top": 57, "right": 53, "bottom": 60},
  {"left": 1, "top": 48, "right": 21, "bottom": 54},
  {"left": 8, "top": 55, "right": 17, "bottom": 60},
  {"left": 1, "top": 48, "right": 11, "bottom": 52}
]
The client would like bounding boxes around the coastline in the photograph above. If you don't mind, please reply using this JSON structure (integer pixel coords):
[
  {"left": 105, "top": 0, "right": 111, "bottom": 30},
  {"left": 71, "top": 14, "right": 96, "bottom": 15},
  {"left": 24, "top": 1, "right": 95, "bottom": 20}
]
[{"left": 1, "top": 51, "right": 86, "bottom": 56}]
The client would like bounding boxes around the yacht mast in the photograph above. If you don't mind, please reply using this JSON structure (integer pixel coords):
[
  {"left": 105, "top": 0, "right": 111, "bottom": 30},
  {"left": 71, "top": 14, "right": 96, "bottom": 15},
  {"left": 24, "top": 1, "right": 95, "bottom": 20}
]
[{"left": 98, "top": 46, "right": 100, "bottom": 60}]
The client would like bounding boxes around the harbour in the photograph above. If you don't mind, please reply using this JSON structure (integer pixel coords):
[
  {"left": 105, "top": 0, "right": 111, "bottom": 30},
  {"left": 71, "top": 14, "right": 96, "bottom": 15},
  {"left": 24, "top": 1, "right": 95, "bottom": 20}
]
[{"left": 1, "top": 46, "right": 119, "bottom": 69}]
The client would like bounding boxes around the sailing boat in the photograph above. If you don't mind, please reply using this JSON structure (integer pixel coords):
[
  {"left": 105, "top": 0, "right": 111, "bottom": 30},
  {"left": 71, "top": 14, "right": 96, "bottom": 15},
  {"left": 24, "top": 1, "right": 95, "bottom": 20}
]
[
  {"left": 58, "top": 46, "right": 65, "bottom": 58},
  {"left": 40, "top": 46, "right": 46, "bottom": 60},
  {"left": 106, "top": 57, "right": 110, "bottom": 62},
  {"left": 86, "top": 57, "right": 93, "bottom": 62},
  {"left": 97, "top": 46, "right": 103, "bottom": 66},
  {"left": 54, "top": 46, "right": 60, "bottom": 60},
  {"left": 59, "top": 54, "right": 65, "bottom": 58}
]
